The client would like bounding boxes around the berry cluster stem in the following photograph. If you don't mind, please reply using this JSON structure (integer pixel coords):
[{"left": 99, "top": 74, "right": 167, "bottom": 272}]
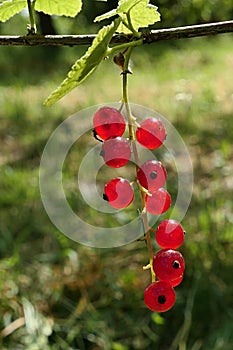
[
  {"left": 122, "top": 48, "right": 135, "bottom": 142},
  {"left": 27, "top": 0, "right": 37, "bottom": 34},
  {"left": 121, "top": 47, "right": 155, "bottom": 283}
]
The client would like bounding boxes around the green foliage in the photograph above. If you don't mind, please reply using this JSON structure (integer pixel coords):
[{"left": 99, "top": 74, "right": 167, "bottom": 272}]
[
  {"left": 35, "top": 0, "right": 82, "bottom": 18},
  {"left": 118, "top": 0, "right": 142, "bottom": 12},
  {"left": 95, "top": 0, "right": 160, "bottom": 34},
  {"left": 93, "top": 8, "right": 118, "bottom": 23},
  {"left": 46, "top": 0, "right": 160, "bottom": 106},
  {"left": 83, "top": 0, "right": 233, "bottom": 28},
  {"left": 118, "top": 1, "right": 160, "bottom": 34},
  {"left": 0, "top": 0, "right": 83, "bottom": 23},
  {"left": 154, "top": 0, "right": 233, "bottom": 27},
  {"left": 44, "top": 18, "right": 120, "bottom": 107},
  {"left": 0, "top": 0, "right": 26, "bottom": 22}
]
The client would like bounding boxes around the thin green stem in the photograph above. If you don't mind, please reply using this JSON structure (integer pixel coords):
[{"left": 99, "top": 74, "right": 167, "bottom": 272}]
[
  {"left": 121, "top": 47, "right": 155, "bottom": 283},
  {"left": 27, "top": 0, "right": 37, "bottom": 34},
  {"left": 122, "top": 48, "right": 134, "bottom": 140},
  {"left": 107, "top": 39, "right": 143, "bottom": 56},
  {"left": 126, "top": 12, "right": 141, "bottom": 38}
]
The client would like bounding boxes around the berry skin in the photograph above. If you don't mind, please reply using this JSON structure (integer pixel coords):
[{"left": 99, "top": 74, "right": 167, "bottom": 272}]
[
  {"left": 103, "top": 178, "right": 134, "bottom": 209},
  {"left": 145, "top": 188, "right": 171, "bottom": 215},
  {"left": 136, "top": 118, "right": 166, "bottom": 149},
  {"left": 101, "top": 137, "right": 131, "bottom": 168},
  {"left": 153, "top": 249, "right": 185, "bottom": 284},
  {"left": 160, "top": 274, "right": 183, "bottom": 287},
  {"left": 144, "top": 281, "right": 176, "bottom": 312},
  {"left": 137, "top": 160, "right": 167, "bottom": 191},
  {"left": 156, "top": 219, "right": 185, "bottom": 249},
  {"left": 93, "top": 107, "right": 126, "bottom": 140}
]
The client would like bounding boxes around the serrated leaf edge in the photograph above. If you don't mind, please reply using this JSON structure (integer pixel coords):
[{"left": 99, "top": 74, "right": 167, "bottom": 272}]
[{"left": 44, "top": 19, "right": 120, "bottom": 106}]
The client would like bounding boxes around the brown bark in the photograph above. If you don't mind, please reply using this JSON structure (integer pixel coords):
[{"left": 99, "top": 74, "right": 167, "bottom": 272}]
[{"left": 0, "top": 20, "right": 232, "bottom": 47}]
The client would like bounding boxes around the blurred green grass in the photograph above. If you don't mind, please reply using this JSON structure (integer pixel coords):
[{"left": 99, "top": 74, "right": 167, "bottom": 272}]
[{"left": 0, "top": 28, "right": 233, "bottom": 350}]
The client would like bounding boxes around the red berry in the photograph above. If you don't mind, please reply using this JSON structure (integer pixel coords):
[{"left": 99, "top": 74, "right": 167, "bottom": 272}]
[
  {"left": 144, "top": 281, "right": 176, "bottom": 312},
  {"left": 156, "top": 219, "right": 185, "bottom": 249},
  {"left": 103, "top": 178, "right": 134, "bottom": 209},
  {"left": 145, "top": 188, "right": 171, "bottom": 215},
  {"left": 160, "top": 274, "right": 183, "bottom": 287},
  {"left": 93, "top": 107, "right": 126, "bottom": 140},
  {"left": 136, "top": 118, "right": 166, "bottom": 149},
  {"left": 101, "top": 137, "right": 131, "bottom": 168},
  {"left": 153, "top": 249, "right": 185, "bottom": 284},
  {"left": 137, "top": 160, "right": 167, "bottom": 191}
]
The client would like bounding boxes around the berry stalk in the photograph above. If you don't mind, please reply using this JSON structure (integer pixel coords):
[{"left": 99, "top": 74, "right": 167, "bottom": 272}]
[{"left": 121, "top": 47, "right": 155, "bottom": 283}]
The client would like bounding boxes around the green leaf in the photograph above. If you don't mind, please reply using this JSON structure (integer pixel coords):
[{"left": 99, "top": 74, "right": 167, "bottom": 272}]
[
  {"left": 45, "top": 19, "right": 120, "bottom": 107},
  {"left": 118, "top": 1, "right": 160, "bottom": 34},
  {"left": 94, "top": 8, "right": 117, "bottom": 22},
  {"left": 95, "top": 0, "right": 160, "bottom": 33},
  {"left": 94, "top": 0, "right": 141, "bottom": 23},
  {"left": 0, "top": 0, "right": 27, "bottom": 23},
  {"left": 117, "top": 0, "right": 142, "bottom": 13},
  {"left": 130, "top": 3, "right": 160, "bottom": 29},
  {"left": 35, "top": 0, "right": 82, "bottom": 17}
]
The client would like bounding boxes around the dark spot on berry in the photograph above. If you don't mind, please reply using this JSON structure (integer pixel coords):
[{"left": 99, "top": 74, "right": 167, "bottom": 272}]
[
  {"left": 158, "top": 295, "right": 166, "bottom": 304},
  {"left": 172, "top": 260, "right": 180, "bottom": 269},
  {"left": 150, "top": 171, "right": 157, "bottom": 179},
  {"left": 103, "top": 193, "right": 109, "bottom": 201},
  {"left": 100, "top": 150, "right": 105, "bottom": 157}
]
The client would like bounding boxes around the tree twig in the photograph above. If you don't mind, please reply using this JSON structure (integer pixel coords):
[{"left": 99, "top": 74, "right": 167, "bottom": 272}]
[{"left": 0, "top": 20, "right": 232, "bottom": 47}]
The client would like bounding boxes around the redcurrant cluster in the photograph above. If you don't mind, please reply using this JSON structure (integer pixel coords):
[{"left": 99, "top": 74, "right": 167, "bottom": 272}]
[
  {"left": 144, "top": 220, "right": 185, "bottom": 312},
  {"left": 93, "top": 106, "right": 170, "bottom": 212},
  {"left": 93, "top": 106, "right": 134, "bottom": 208},
  {"left": 93, "top": 106, "right": 185, "bottom": 313}
]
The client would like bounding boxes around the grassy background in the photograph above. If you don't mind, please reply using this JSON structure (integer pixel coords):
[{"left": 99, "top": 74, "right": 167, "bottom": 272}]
[{"left": 0, "top": 13, "right": 233, "bottom": 350}]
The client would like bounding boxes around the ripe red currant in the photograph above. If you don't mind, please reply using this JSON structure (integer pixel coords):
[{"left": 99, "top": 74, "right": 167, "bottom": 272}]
[
  {"left": 155, "top": 219, "right": 185, "bottom": 249},
  {"left": 144, "top": 281, "right": 176, "bottom": 312},
  {"left": 93, "top": 106, "right": 126, "bottom": 140},
  {"left": 101, "top": 137, "right": 131, "bottom": 168},
  {"left": 153, "top": 249, "right": 185, "bottom": 284},
  {"left": 137, "top": 160, "right": 167, "bottom": 192},
  {"left": 136, "top": 118, "right": 166, "bottom": 149},
  {"left": 159, "top": 274, "right": 184, "bottom": 287},
  {"left": 145, "top": 188, "right": 171, "bottom": 215},
  {"left": 103, "top": 178, "right": 134, "bottom": 209}
]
